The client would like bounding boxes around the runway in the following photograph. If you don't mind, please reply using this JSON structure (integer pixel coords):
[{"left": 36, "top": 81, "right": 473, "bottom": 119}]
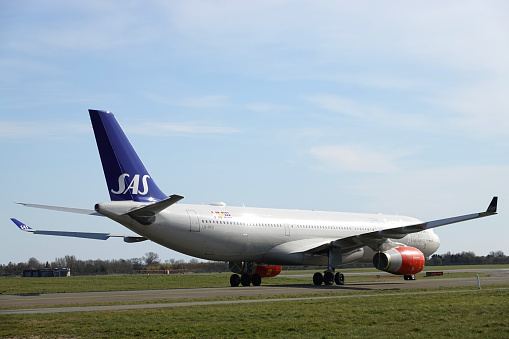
[{"left": 1, "top": 269, "right": 508, "bottom": 314}]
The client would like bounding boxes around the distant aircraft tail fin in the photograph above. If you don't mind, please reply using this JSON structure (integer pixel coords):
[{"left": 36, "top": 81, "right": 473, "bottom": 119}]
[{"left": 89, "top": 109, "right": 167, "bottom": 202}]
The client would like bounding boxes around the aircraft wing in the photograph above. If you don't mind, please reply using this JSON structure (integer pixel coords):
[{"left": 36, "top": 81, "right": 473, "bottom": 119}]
[
  {"left": 308, "top": 196, "right": 498, "bottom": 254},
  {"left": 10, "top": 218, "right": 147, "bottom": 243},
  {"left": 16, "top": 203, "right": 103, "bottom": 216}
]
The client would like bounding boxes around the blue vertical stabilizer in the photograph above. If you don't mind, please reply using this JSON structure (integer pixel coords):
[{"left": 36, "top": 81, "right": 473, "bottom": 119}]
[{"left": 89, "top": 109, "right": 167, "bottom": 202}]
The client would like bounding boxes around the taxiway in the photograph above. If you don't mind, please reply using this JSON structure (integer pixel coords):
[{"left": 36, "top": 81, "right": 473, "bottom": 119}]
[{"left": 1, "top": 268, "right": 508, "bottom": 314}]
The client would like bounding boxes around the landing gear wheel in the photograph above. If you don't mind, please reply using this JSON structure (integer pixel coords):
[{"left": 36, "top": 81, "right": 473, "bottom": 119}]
[
  {"left": 404, "top": 274, "right": 416, "bottom": 281},
  {"left": 251, "top": 274, "right": 262, "bottom": 286},
  {"left": 313, "top": 272, "right": 323, "bottom": 285},
  {"left": 324, "top": 271, "right": 334, "bottom": 285},
  {"left": 230, "top": 274, "right": 240, "bottom": 287},
  {"left": 334, "top": 272, "right": 345, "bottom": 285},
  {"left": 240, "top": 273, "right": 251, "bottom": 286}
]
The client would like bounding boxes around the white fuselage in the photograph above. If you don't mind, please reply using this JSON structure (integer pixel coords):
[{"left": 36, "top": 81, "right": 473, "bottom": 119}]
[{"left": 98, "top": 202, "right": 441, "bottom": 266}]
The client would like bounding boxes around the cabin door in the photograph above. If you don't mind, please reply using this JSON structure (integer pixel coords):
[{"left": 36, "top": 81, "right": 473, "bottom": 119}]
[{"left": 187, "top": 210, "right": 200, "bottom": 232}]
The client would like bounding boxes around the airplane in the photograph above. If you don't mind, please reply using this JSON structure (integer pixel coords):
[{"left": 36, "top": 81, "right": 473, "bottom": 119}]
[{"left": 12, "top": 109, "right": 498, "bottom": 287}]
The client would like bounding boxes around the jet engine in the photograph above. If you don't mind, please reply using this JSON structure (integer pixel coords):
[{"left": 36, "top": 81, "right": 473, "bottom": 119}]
[{"left": 373, "top": 246, "right": 425, "bottom": 275}]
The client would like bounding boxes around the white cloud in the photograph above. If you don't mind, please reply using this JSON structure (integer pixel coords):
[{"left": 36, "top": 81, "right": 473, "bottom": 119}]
[
  {"left": 305, "top": 95, "right": 366, "bottom": 117},
  {"left": 245, "top": 102, "right": 289, "bottom": 113},
  {"left": 177, "top": 95, "right": 229, "bottom": 109},
  {"left": 304, "top": 94, "right": 392, "bottom": 121},
  {"left": 335, "top": 73, "right": 415, "bottom": 91},
  {"left": 305, "top": 94, "right": 440, "bottom": 133},
  {"left": 306, "top": 89, "right": 509, "bottom": 139},
  {"left": 144, "top": 93, "right": 229, "bottom": 109},
  {"left": 348, "top": 165, "right": 506, "bottom": 216},
  {"left": 310, "top": 145, "right": 402, "bottom": 173},
  {"left": 125, "top": 122, "right": 240, "bottom": 136},
  {"left": 0, "top": 120, "right": 240, "bottom": 139},
  {"left": 0, "top": 122, "right": 90, "bottom": 139},
  {"left": 6, "top": 2, "right": 508, "bottom": 73},
  {"left": 5, "top": 2, "right": 160, "bottom": 54},
  {"left": 163, "top": 2, "right": 508, "bottom": 69},
  {"left": 338, "top": 164, "right": 507, "bottom": 255},
  {"left": 432, "top": 77, "right": 509, "bottom": 136}
]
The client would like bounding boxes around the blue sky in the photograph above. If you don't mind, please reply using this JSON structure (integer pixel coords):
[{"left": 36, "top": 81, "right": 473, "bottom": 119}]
[{"left": 1, "top": 1, "right": 508, "bottom": 265}]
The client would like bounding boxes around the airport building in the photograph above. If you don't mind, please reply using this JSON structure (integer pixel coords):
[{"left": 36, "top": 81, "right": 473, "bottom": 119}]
[{"left": 22, "top": 268, "right": 70, "bottom": 277}]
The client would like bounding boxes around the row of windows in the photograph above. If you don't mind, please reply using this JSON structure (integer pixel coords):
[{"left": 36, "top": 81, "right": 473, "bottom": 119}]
[
  {"left": 202, "top": 219, "right": 283, "bottom": 228},
  {"left": 200, "top": 218, "right": 377, "bottom": 232}
]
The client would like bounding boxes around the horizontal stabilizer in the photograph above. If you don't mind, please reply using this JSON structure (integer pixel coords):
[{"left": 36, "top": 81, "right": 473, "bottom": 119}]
[
  {"left": 16, "top": 203, "right": 102, "bottom": 216},
  {"left": 128, "top": 194, "right": 184, "bottom": 216},
  {"left": 10, "top": 218, "right": 146, "bottom": 243},
  {"left": 127, "top": 194, "right": 184, "bottom": 225}
]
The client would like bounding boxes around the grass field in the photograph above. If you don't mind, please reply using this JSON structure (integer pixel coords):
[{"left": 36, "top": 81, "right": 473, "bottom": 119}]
[
  {"left": 1, "top": 287, "right": 508, "bottom": 338},
  {"left": 0, "top": 269, "right": 495, "bottom": 295},
  {"left": 279, "top": 264, "right": 509, "bottom": 275},
  {"left": 1, "top": 266, "right": 508, "bottom": 338}
]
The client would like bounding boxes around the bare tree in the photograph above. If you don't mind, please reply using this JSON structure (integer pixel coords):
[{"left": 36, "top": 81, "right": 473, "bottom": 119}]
[
  {"left": 142, "top": 252, "right": 160, "bottom": 266},
  {"left": 489, "top": 250, "right": 505, "bottom": 257},
  {"left": 27, "top": 257, "right": 41, "bottom": 269}
]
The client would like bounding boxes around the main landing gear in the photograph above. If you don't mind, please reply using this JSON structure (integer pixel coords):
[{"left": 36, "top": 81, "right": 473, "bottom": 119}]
[
  {"left": 230, "top": 273, "right": 262, "bottom": 287},
  {"left": 313, "top": 270, "right": 345, "bottom": 286},
  {"left": 404, "top": 274, "right": 416, "bottom": 280},
  {"left": 314, "top": 245, "right": 345, "bottom": 286},
  {"left": 229, "top": 261, "right": 262, "bottom": 287}
]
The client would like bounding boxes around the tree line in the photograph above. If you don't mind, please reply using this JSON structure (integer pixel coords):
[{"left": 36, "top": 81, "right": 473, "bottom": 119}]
[
  {"left": 0, "top": 252, "right": 228, "bottom": 276},
  {"left": 1, "top": 250, "right": 507, "bottom": 276},
  {"left": 426, "top": 250, "right": 508, "bottom": 266}
]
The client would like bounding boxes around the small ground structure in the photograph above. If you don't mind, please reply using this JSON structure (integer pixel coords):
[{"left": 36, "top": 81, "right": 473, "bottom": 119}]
[{"left": 23, "top": 268, "right": 70, "bottom": 277}]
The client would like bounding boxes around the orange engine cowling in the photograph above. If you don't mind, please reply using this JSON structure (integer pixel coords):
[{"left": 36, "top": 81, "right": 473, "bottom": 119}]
[
  {"left": 253, "top": 265, "right": 282, "bottom": 278},
  {"left": 373, "top": 246, "right": 425, "bottom": 275}
]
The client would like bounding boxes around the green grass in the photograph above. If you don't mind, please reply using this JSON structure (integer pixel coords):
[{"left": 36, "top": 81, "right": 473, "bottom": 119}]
[
  {"left": 279, "top": 264, "right": 509, "bottom": 275},
  {"left": 1, "top": 288, "right": 508, "bottom": 338},
  {"left": 0, "top": 274, "right": 228, "bottom": 295},
  {"left": 1, "top": 267, "right": 508, "bottom": 337},
  {"left": 2, "top": 284, "right": 507, "bottom": 312},
  {"left": 0, "top": 270, "right": 492, "bottom": 295}
]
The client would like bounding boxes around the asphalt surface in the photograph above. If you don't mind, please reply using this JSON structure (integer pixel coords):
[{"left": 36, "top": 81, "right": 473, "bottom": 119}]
[{"left": 1, "top": 268, "right": 508, "bottom": 315}]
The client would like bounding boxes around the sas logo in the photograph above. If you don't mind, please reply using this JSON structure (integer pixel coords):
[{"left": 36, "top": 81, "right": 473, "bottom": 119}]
[
  {"left": 211, "top": 211, "right": 232, "bottom": 219},
  {"left": 111, "top": 173, "right": 150, "bottom": 195},
  {"left": 19, "top": 223, "right": 31, "bottom": 231}
]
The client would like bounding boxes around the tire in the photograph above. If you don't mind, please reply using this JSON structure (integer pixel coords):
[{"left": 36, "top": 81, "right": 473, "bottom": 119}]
[
  {"left": 230, "top": 274, "right": 240, "bottom": 287},
  {"left": 240, "top": 274, "right": 251, "bottom": 286},
  {"left": 313, "top": 272, "right": 323, "bottom": 285},
  {"left": 335, "top": 272, "right": 345, "bottom": 285},
  {"left": 324, "top": 271, "right": 334, "bottom": 285},
  {"left": 251, "top": 274, "right": 262, "bottom": 286}
]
